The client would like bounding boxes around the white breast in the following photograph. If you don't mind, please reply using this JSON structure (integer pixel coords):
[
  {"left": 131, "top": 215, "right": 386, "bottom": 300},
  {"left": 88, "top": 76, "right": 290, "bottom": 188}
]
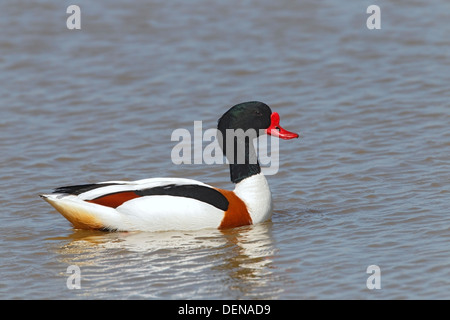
[{"left": 233, "top": 173, "right": 273, "bottom": 224}]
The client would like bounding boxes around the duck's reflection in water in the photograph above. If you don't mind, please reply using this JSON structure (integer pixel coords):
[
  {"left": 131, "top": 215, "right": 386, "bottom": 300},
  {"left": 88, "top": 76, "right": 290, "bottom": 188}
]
[{"left": 52, "top": 221, "right": 283, "bottom": 299}]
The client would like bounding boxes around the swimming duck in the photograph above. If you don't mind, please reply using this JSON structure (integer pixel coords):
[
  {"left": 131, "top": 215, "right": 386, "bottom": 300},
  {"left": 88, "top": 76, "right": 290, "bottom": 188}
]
[{"left": 40, "top": 101, "right": 299, "bottom": 231}]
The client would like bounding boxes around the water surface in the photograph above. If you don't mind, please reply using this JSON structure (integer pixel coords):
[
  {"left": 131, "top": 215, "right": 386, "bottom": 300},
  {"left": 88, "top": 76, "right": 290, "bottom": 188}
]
[{"left": 0, "top": 0, "right": 449, "bottom": 299}]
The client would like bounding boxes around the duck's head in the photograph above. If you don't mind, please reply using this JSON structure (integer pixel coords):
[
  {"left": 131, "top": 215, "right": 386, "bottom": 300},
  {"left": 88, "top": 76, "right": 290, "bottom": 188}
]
[
  {"left": 217, "top": 101, "right": 299, "bottom": 183},
  {"left": 217, "top": 101, "right": 299, "bottom": 140}
]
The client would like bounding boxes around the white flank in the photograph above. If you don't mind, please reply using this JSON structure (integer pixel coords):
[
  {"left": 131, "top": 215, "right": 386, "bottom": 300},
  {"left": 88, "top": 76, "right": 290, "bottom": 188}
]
[{"left": 116, "top": 196, "right": 224, "bottom": 231}]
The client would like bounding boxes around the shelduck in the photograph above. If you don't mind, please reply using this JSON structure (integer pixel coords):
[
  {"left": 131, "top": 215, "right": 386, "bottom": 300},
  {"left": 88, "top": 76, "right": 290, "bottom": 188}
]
[{"left": 40, "top": 101, "right": 299, "bottom": 231}]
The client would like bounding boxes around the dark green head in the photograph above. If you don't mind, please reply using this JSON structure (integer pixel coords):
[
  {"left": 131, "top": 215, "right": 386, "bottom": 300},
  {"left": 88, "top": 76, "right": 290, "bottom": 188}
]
[
  {"left": 217, "top": 101, "right": 299, "bottom": 183},
  {"left": 217, "top": 101, "right": 272, "bottom": 134}
]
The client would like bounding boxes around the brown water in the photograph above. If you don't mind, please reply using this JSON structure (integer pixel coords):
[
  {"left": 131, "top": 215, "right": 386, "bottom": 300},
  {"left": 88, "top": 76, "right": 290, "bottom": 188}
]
[{"left": 1, "top": 0, "right": 449, "bottom": 299}]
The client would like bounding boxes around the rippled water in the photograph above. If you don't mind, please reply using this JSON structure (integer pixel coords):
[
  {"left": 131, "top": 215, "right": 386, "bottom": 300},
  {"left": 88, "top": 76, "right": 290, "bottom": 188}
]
[{"left": 1, "top": 0, "right": 449, "bottom": 299}]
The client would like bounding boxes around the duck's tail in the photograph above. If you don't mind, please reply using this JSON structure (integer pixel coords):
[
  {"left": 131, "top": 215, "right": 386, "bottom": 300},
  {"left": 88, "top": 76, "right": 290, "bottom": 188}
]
[{"left": 40, "top": 194, "right": 116, "bottom": 230}]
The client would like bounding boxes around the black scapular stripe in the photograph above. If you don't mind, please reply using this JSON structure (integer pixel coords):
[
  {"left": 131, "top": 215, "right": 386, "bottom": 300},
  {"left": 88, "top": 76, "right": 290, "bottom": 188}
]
[
  {"left": 53, "top": 183, "right": 122, "bottom": 195},
  {"left": 135, "top": 184, "right": 229, "bottom": 211},
  {"left": 54, "top": 182, "right": 230, "bottom": 212}
]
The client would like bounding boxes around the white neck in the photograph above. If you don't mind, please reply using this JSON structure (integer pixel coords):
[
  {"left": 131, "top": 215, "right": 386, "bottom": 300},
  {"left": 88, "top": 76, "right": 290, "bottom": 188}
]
[{"left": 233, "top": 173, "right": 273, "bottom": 224}]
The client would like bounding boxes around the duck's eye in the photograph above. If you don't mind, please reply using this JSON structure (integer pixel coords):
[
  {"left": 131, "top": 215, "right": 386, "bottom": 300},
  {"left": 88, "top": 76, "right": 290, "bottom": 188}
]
[{"left": 275, "top": 126, "right": 280, "bottom": 131}]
